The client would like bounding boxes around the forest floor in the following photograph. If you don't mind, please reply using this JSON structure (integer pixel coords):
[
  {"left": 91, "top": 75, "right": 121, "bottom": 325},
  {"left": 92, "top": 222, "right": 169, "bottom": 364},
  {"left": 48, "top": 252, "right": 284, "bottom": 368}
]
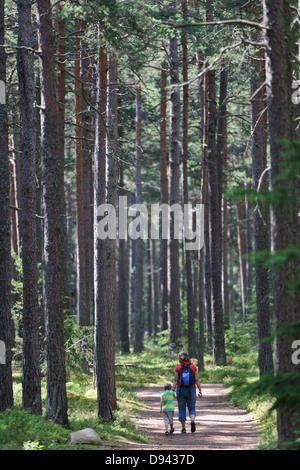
[{"left": 109, "top": 384, "right": 260, "bottom": 451}]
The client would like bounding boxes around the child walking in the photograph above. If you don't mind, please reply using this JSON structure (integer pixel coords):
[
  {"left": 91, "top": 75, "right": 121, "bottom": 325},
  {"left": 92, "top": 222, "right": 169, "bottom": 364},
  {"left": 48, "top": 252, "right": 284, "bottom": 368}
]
[{"left": 160, "top": 383, "right": 175, "bottom": 435}]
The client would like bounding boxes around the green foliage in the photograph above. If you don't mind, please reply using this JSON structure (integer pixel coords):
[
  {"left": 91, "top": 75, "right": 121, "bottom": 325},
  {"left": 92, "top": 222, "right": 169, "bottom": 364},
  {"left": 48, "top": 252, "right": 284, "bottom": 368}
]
[{"left": 64, "top": 316, "right": 94, "bottom": 375}]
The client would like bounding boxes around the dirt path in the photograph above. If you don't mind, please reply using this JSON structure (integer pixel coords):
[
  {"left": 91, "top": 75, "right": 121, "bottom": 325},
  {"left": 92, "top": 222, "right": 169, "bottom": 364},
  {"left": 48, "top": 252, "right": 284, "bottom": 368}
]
[{"left": 112, "top": 384, "right": 260, "bottom": 451}]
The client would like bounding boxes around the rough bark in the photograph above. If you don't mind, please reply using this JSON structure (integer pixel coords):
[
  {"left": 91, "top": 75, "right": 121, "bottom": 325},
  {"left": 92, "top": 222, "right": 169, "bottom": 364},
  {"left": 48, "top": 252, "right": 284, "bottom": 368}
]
[
  {"left": 118, "top": 165, "right": 130, "bottom": 353},
  {"left": 159, "top": 64, "right": 168, "bottom": 332},
  {"left": 263, "top": 0, "right": 300, "bottom": 447},
  {"left": 105, "top": 51, "right": 118, "bottom": 411},
  {"left": 181, "top": 0, "right": 195, "bottom": 357},
  {"left": 0, "top": 0, "right": 14, "bottom": 412},
  {"left": 207, "top": 67, "right": 226, "bottom": 366},
  {"left": 75, "top": 19, "right": 89, "bottom": 327},
  {"left": 36, "top": 0, "right": 68, "bottom": 425},
  {"left": 168, "top": 28, "right": 181, "bottom": 350},
  {"left": 133, "top": 83, "right": 144, "bottom": 353},
  {"left": 250, "top": 41, "right": 273, "bottom": 376},
  {"left": 94, "top": 45, "right": 113, "bottom": 420},
  {"left": 17, "top": 0, "right": 42, "bottom": 415}
]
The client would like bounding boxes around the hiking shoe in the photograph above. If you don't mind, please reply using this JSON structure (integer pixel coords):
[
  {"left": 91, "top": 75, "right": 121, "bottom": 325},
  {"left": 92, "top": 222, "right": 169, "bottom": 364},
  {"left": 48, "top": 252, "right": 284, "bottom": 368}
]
[
  {"left": 181, "top": 429, "right": 186, "bottom": 434},
  {"left": 191, "top": 421, "right": 196, "bottom": 433},
  {"left": 165, "top": 431, "right": 170, "bottom": 436},
  {"left": 170, "top": 427, "right": 175, "bottom": 434}
]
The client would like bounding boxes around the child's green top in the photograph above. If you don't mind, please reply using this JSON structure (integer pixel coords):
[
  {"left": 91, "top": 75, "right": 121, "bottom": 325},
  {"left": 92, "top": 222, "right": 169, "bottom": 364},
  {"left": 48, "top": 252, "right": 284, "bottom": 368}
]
[{"left": 161, "top": 390, "right": 175, "bottom": 412}]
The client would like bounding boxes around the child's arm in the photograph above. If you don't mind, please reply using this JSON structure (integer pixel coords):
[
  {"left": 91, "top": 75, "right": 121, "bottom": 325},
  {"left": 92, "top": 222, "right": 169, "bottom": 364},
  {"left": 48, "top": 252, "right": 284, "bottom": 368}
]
[{"left": 160, "top": 398, "right": 163, "bottom": 414}]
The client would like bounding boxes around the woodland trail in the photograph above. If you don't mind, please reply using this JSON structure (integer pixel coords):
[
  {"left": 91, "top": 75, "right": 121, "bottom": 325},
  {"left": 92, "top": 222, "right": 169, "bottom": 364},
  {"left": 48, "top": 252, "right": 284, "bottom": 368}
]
[{"left": 111, "top": 384, "right": 260, "bottom": 451}]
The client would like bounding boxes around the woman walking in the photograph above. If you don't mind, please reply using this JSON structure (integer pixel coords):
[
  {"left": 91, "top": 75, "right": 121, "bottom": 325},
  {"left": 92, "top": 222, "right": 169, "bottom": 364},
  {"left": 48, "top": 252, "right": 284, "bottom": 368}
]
[{"left": 172, "top": 351, "right": 202, "bottom": 433}]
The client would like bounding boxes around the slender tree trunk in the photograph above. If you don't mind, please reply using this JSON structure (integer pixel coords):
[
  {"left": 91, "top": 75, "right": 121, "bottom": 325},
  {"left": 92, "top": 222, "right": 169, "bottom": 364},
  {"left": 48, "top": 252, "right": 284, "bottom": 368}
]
[
  {"left": 10, "top": 157, "right": 19, "bottom": 255},
  {"left": 118, "top": 166, "right": 130, "bottom": 353},
  {"left": 17, "top": 0, "right": 42, "bottom": 415},
  {"left": 222, "top": 120, "right": 230, "bottom": 329},
  {"left": 207, "top": 66, "right": 226, "bottom": 366},
  {"left": 0, "top": 0, "right": 14, "bottom": 412},
  {"left": 152, "top": 239, "right": 160, "bottom": 336},
  {"left": 36, "top": 0, "right": 68, "bottom": 425},
  {"left": 81, "top": 30, "right": 93, "bottom": 324},
  {"left": 133, "top": 83, "right": 144, "bottom": 353},
  {"left": 168, "top": 24, "right": 181, "bottom": 350},
  {"left": 106, "top": 51, "right": 117, "bottom": 411},
  {"left": 160, "top": 63, "right": 168, "bottom": 332},
  {"left": 263, "top": 0, "right": 300, "bottom": 447},
  {"left": 94, "top": 45, "right": 113, "bottom": 420},
  {"left": 250, "top": 41, "right": 273, "bottom": 376},
  {"left": 198, "top": 58, "right": 207, "bottom": 371},
  {"left": 56, "top": 8, "right": 71, "bottom": 315},
  {"left": 216, "top": 68, "right": 228, "bottom": 332},
  {"left": 181, "top": 0, "right": 195, "bottom": 357},
  {"left": 75, "top": 19, "right": 89, "bottom": 327},
  {"left": 236, "top": 197, "right": 247, "bottom": 319}
]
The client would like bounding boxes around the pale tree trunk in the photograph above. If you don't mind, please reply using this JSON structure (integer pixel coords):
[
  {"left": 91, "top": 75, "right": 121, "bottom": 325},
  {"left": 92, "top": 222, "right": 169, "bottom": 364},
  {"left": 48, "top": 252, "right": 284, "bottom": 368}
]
[{"left": 17, "top": 0, "right": 41, "bottom": 415}]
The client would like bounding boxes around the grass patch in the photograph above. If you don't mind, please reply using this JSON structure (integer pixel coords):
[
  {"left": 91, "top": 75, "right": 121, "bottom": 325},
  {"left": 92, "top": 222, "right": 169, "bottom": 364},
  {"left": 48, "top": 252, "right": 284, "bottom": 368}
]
[{"left": 0, "top": 340, "right": 277, "bottom": 450}]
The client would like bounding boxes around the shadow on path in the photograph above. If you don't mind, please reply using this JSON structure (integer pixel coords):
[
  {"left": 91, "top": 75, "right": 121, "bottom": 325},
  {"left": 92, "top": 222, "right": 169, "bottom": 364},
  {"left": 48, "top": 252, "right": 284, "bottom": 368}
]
[{"left": 110, "top": 384, "right": 260, "bottom": 451}]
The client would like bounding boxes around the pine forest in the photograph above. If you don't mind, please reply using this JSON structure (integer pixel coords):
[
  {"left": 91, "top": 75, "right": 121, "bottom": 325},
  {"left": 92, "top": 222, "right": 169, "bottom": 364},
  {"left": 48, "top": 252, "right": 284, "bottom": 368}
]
[{"left": 0, "top": 0, "right": 299, "bottom": 452}]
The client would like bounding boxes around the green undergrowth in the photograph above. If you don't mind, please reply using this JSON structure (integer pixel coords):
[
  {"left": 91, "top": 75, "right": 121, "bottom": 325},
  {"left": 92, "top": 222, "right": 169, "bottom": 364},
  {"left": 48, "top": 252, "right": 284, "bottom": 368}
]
[{"left": 0, "top": 339, "right": 277, "bottom": 450}]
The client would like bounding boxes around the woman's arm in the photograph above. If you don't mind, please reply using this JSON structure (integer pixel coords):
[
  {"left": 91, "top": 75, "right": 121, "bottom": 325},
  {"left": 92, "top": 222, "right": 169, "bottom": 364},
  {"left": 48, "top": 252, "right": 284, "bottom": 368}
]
[
  {"left": 172, "top": 371, "right": 178, "bottom": 392},
  {"left": 195, "top": 370, "right": 202, "bottom": 394}
]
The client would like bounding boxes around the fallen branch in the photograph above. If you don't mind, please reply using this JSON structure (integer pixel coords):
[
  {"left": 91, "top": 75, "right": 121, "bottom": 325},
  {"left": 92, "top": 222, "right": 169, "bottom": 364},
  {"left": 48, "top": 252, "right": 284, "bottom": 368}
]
[{"left": 115, "top": 363, "right": 137, "bottom": 368}]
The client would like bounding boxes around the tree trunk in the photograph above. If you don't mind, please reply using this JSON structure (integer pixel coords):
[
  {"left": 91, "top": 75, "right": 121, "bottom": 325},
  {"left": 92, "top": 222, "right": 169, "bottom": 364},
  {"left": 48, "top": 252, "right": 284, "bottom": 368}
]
[
  {"left": 105, "top": 51, "right": 118, "bottom": 411},
  {"left": 159, "top": 63, "right": 168, "bottom": 332},
  {"left": 207, "top": 67, "right": 226, "bottom": 366},
  {"left": 133, "top": 83, "right": 144, "bottom": 353},
  {"left": 36, "top": 0, "right": 68, "bottom": 425},
  {"left": 181, "top": 0, "right": 196, "bottom": 357},
  {"left": 168, "top": 23, "right": 181, "bottom": 350},
  {"left": 236, "top": 197, "right": 247, "bottom": 318},
  {"left": 250, "top": 40, "right": 273, "bottom": 376},
  {"left": 56, "top": 8, "right": 71, "bottom": 315},
  {"left": 94, "top": 45, "right": 113, "bottom": 420},
  {"left": 118, "top": 166, "right": 130, "bottom": 353},
  {"left": 75, "top": 19, "right": 89, "bottom": 327},
  {"left": 222, "top": 120, "right": 230, "bottom": 329},
  {"left": 0, "top": 0, "right": 14, "bottom": 412},
  {"left": 216, "top": 68, "right": 229, "bottom": 331},
  {"left": 17, "top": 0, "right": 42, "bottom": 415},
  {"left": 263, "top": 0, "right": 300, "bottom": 447},
  {"left": 197, "top": 49, "right": 207, "bottom": 371},
  {"left": 80, "top": 30, "right": 93, "bottom": 323}
]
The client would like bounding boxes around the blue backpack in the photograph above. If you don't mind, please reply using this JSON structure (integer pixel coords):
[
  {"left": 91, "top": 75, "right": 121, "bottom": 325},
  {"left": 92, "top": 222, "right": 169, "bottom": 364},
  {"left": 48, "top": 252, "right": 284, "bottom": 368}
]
[{"left": 178, "top": 363, "right": 195, "bottom": 388}]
